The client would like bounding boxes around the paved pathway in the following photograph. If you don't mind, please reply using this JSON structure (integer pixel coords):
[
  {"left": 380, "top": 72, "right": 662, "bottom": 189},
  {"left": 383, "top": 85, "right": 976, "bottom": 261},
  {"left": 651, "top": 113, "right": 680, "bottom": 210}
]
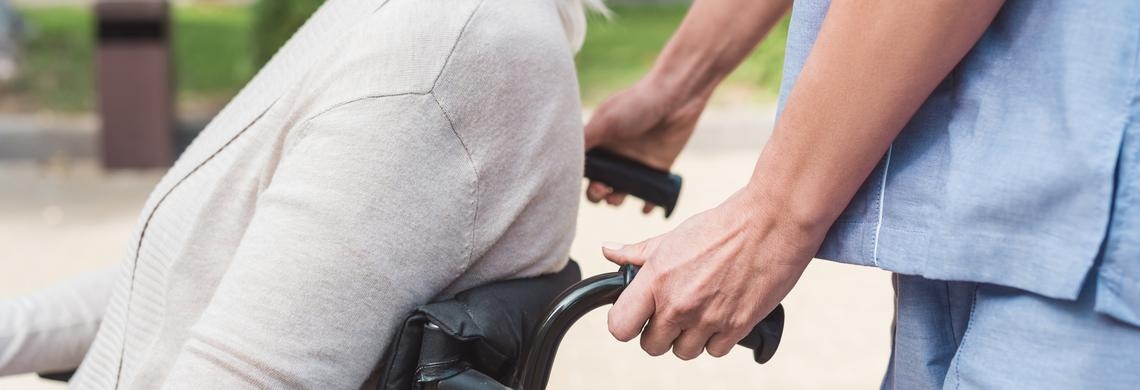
[{"left": 0, "top": 115, "right": 97, "bottom": 162}]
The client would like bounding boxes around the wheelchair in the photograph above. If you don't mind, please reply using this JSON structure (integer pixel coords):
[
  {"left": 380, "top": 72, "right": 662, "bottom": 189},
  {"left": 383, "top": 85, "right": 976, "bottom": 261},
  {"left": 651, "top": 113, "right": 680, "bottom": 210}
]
[
  {"left": 376, "top": 150, "right": 785, "bottom": 389},
  {"left": 40, "top": 150, "right": 786, "bottom": 389},
  {"left": 380, "top": 262, "right": 785, "bottom": 390}
]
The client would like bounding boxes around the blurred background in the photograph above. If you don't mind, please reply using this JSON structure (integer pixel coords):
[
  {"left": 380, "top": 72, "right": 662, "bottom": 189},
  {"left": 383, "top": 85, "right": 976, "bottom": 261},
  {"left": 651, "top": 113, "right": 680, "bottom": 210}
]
[{"left": 0, "top": 0, "right": 891, "bottom": 388}]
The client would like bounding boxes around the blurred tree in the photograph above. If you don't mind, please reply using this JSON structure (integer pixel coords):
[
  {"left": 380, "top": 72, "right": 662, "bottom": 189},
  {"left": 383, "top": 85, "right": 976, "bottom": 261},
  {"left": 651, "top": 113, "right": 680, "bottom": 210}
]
[
  {"left": 0, "top": 0, "right": 23, "bottom": 82},
  {"left": 252, "top": 0, "right": 323, "bottom": 68}
]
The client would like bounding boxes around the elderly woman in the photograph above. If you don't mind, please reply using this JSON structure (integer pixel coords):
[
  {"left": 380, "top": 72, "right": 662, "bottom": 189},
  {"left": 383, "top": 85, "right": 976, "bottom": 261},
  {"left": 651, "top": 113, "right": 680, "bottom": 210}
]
[{"left": 0, "top": 0, "right": 602, "bottom": 387}]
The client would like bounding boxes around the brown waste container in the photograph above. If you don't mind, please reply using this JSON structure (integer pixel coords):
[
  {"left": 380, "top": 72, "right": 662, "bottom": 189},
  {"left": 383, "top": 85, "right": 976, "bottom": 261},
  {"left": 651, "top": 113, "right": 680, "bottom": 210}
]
[{"left": 95, "top": 0, "right": 174, "bottom": 169}]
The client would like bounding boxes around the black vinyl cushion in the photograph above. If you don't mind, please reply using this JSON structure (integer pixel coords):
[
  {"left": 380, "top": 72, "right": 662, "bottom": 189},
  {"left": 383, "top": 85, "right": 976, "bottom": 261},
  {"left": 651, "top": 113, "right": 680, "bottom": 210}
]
[{"left": 377, "top": 260, "right": 582, "bottom": 389}]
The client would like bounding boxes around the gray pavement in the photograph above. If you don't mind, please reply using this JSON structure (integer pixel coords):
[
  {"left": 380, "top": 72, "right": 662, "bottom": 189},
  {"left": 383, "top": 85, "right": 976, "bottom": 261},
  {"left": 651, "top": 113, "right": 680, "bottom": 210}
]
[
  {"left": 0, "top": 114, "right": 98, "bottom": 162},
  {"left": 0, "top": 107, "right": 893, "bottom": 389}
]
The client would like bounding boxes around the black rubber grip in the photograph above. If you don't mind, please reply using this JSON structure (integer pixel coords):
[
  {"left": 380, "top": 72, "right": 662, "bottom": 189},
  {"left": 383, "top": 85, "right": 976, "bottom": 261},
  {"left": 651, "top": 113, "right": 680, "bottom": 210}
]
[
  {"left": 584, "top": 149, "right": 683, "bottom": 218},
  {"left": 736, "top": 303, "right": 784, "bottom": 364}
]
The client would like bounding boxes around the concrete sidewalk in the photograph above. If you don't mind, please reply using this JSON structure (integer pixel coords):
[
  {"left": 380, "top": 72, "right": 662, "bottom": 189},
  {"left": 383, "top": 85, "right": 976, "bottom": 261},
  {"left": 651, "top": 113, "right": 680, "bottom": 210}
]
[
  {"left": 0, "top": 107, "right": 893, "bottom": 389},
  {"left": 0, "top": 114, "right": 97, "bottom": 162}
]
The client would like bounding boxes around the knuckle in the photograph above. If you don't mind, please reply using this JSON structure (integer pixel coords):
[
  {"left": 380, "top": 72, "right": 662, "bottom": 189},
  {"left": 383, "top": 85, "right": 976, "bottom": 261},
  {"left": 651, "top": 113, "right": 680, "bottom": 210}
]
[
  {"left": 658, "top": 308, "right": 691, "bottom": 328},
  {"left": 665, "top": 294, "right": 697, "bottom": 312},
  {"left": 698, "top": 314, "right": 726, "bottom": 329},
  {"left": 726, "top": 317, "right": 753, "bottom": 334},
  {"left": 672, "top": 299, "right": 702, "bottom": 319},
  {"left": 643, "top": 343, "right": 667, "bottom": 357},
  {"left": 672, "top": 348, "right": 699, "bottom": 361},
  {"left": 707, "top": 344, "right": 732, "bottom": 358}
]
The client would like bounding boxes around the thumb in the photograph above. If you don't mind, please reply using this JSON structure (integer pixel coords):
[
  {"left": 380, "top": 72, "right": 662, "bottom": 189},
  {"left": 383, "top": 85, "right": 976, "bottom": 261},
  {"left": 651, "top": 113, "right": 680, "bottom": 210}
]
[
  {"left": 584, "top": 114, "right": 609, "bottom": 150},
  {"left": 601, "top": 241, "right": 648, "bottom": 266}
]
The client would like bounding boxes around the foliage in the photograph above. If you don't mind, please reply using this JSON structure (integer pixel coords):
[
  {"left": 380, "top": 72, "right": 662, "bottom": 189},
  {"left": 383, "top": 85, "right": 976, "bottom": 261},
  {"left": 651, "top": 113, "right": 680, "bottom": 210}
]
[
  {"left": 578, "top": 4, "right": 789, "bottom": 103},
  {"left": 8, "top": 3, "right": 787, "bottom": 112},
  {"left": 251, "top": 0, "right": 323, "bottom": 68},
  {"left": 11, "top": 5, "right": 253, "bottom": 112}
]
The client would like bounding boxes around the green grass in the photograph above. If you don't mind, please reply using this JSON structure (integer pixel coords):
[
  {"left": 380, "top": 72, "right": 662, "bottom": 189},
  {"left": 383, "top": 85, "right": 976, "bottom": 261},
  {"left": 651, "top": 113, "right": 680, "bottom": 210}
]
[
  {"left": 172, "top": 6, "right": 253, "bottom": 101},
  {"left": 577, "top": 6, "right": 689, "bottom": 103},
  {"left": 8, "top": 4, "right": 786, "bottom": 113},
  {"left": 12, "top": 7, "right": 94, "bottom": 111},
  {"left": 11, "top": 5, "right": 253, "bottom": 112},
  {"left": 578, "top": 5, "right": 789, "bottom": 104}
]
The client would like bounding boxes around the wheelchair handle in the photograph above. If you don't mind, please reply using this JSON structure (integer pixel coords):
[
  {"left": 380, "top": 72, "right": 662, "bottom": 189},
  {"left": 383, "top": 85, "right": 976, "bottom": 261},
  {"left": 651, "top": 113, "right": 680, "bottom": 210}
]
[
  {"left": 585, "top": 149, "right": 683, "bottom": 218},
  {"left": 512, "top": 265, "right": 784, "bottom": 390}
]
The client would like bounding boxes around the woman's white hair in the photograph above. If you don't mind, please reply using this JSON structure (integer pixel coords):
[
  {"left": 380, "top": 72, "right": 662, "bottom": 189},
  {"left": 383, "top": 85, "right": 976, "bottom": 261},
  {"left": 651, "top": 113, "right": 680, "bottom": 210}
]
[{"left": 556, "top": 0, "right": 609, "bottom": 53}]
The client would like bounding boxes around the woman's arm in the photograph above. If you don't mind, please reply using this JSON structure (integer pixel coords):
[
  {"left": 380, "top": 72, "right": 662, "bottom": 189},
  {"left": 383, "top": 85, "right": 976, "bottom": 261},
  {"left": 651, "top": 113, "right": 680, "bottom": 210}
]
[
  {"left": 0, "top": 267, "right": 116, "bottom": 376},
  {"left": 161, "top": 95, "right": 478, "bottom": 389},
  {"left": 601, "top": 0, "right": 1005, "bottom": 359}
]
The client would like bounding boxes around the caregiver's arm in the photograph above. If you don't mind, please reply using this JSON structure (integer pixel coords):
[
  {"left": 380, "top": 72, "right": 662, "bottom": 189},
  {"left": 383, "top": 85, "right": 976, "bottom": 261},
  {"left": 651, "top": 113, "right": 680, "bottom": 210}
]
[
  {"left": 584, "top": 0, "right": 790, "bottom": 206},
  {"left": 746, "top": 0, "right": 1007, "bottom": 230},
  {"left": 601, "top": 0, "right": 1006, "bottom": 360}
]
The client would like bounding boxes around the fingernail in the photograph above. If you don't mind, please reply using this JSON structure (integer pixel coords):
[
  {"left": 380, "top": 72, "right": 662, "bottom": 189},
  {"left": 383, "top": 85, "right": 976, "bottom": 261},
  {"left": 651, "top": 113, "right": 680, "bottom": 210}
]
[{"left": 602, "top": 241, "right": 625, "bottom": 251}]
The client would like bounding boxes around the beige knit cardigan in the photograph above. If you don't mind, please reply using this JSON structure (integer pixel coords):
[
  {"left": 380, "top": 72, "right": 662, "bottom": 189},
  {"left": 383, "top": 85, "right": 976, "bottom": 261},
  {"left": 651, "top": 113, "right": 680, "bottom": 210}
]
[{"left": 0, "top": 0, "right": 583, "bottom": 387}]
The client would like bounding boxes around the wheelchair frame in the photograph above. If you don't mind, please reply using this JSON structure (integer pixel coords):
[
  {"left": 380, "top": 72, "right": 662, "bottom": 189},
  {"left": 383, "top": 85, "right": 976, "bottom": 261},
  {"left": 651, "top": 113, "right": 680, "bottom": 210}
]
[{"left": 417, "top": 265, "right": 785, "bottom": 390}]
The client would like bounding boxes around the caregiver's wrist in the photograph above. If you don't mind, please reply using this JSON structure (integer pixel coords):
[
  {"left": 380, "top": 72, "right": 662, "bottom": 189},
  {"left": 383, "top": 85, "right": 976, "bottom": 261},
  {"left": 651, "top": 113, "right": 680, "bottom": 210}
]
[
  {"left": 714, "top": 186, "right": 821, "bottom": 271},
  {"left": 737, "top": 179, "right": 837, "bottom": 240},
  {"left": 646, "top": 48, "right": 724, "bottom": 111}
]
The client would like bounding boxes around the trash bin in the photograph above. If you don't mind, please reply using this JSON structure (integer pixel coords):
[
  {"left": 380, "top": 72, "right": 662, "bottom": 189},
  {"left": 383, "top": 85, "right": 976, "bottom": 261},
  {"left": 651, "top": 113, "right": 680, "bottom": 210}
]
[{"left": 95, "top": 0, "right": 174, "bottom": 169}]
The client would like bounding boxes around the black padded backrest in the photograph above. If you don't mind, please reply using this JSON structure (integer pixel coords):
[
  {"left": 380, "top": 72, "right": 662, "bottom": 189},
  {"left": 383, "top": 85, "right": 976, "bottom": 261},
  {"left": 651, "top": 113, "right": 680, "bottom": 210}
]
[{"left": 378, "top": 260, "right": 582, "bottom": 389}]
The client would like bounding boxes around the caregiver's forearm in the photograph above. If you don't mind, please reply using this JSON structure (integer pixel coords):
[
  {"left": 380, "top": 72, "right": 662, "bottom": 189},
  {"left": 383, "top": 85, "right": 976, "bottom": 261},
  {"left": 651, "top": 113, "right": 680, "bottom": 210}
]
[
  {"left": 745, "top": 0, "right": 1005, "bottom": 231},
  {"left": 647, "top": 0, "right": 791, "bottom": 105}
]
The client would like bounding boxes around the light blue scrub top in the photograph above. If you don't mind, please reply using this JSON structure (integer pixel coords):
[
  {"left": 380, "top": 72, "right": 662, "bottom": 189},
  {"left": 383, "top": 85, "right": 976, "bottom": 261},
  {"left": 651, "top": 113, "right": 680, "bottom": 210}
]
[{"left": 777, "top": 0, "right": 1140, "bottom": 326}]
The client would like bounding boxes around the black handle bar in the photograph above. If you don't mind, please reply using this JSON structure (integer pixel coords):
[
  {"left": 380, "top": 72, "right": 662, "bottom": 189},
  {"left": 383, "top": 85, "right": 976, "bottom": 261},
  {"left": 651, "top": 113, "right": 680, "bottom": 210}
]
[
  {"left": 512, "top": 265, "right": 784, "bottom": 390},
  {"left": 585, "top": 149, "right": 683, "bottom": 218}
]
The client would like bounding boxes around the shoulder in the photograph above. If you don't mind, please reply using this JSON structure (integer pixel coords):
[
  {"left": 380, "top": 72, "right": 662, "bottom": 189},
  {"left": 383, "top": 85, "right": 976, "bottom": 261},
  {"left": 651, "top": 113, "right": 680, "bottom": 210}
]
[
  {"left": 298, "top": 0, "right": 488, "bottom": 98},
  {"left": 300, "top": 0, "right": 573, "bottom": 99},
  {"left": 364, "top": 0, "right": 576, "bottom": 90},
  {"left": 430, "top": 0, "right": 580, "bottom": 114},
  {"left": 444, "top": 0, "right": 576, "bottom": 75}
]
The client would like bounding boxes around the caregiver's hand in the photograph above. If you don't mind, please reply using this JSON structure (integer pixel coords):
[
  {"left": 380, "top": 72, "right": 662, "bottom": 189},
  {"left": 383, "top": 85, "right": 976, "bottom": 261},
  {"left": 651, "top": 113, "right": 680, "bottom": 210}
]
[
  {"left": 583, "top": 77, "right": 709, "bottom": 212},
  {"left": 601, "top": 187, "right": 825, "bottom": 359}
]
